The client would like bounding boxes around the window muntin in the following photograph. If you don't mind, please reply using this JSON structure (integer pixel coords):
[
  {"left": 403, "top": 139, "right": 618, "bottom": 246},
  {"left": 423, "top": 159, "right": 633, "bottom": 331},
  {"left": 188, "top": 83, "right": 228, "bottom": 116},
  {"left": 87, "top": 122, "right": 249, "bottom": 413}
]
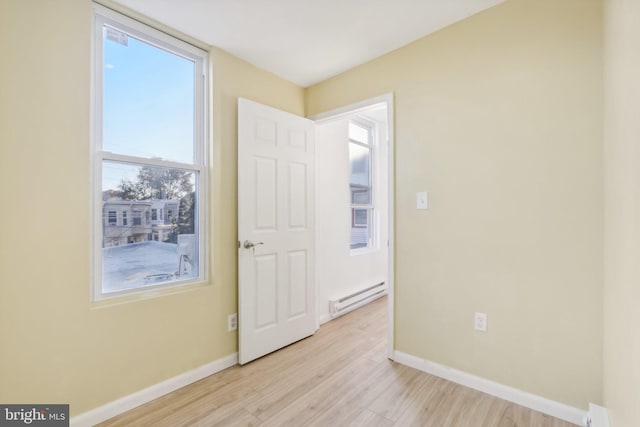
[
  {"left": 93, "top": 5, "right": 207, "bottom": 299},
  {"left": 349, "top": 119, "right": 375, "bottom": 251}
]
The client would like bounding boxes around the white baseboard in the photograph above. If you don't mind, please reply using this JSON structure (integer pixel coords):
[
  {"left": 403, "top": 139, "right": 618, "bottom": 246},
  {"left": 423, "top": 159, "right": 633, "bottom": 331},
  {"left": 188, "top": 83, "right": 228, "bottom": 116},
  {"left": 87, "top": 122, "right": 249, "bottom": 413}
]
[
  {"left": 70, "top": 353, "right": 238, "bottom": 427},
  {"left": 318, "top": 313, "right": 332, "bottom": 325},
  {"left": 393, "top": 351, "right": 588, "bottom": 426},
  {"left": 588, "top": 403, "right": 610, "bottom": 427}
]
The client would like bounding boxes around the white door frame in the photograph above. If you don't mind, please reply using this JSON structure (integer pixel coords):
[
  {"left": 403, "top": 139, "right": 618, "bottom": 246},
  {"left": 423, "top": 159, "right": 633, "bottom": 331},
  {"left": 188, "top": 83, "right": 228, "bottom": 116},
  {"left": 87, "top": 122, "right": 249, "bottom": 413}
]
[{"left": 310, "top": 93, "right": 395, "bottom": 360}]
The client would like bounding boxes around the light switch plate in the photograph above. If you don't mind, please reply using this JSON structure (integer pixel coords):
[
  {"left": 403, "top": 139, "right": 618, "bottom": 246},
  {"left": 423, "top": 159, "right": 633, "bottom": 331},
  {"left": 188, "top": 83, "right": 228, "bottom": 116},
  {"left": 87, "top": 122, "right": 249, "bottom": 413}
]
[
  {"left": 416, "top": 192, "right": 428, "bottom": 209},
  {"left": 474, "top": 312, "right": 488, "bottom": 332}
]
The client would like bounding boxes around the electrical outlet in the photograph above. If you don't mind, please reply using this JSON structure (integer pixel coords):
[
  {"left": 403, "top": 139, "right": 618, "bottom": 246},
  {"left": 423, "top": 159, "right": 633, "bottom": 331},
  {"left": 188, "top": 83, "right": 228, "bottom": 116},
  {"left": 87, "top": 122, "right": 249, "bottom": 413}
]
[
  {"left": 474, "top": 312, "right": 487, "bottom": 332},
  {"left": 228, "top": 313, "right": 237, "bottom": 331}
]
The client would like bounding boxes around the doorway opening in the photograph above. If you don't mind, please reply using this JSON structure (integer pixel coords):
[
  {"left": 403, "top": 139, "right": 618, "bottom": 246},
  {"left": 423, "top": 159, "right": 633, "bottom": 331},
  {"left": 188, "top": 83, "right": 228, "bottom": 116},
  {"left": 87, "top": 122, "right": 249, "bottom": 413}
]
[
  {"left": 237, "top": 95, "right": 394, "bottom": 365},
  {"left": 312, "top": 94, "right": 395, "bottom": 360}
]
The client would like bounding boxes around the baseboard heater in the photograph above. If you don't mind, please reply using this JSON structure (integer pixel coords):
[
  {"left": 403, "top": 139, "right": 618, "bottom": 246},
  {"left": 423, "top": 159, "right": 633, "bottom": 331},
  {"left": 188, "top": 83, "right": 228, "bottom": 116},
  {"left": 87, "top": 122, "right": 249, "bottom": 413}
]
[
  {"left": 329, "top": 282, "right": 387, "bottom": 318},
  {"left": 587, "top": 404, "right": 610, "bottom": 427}
]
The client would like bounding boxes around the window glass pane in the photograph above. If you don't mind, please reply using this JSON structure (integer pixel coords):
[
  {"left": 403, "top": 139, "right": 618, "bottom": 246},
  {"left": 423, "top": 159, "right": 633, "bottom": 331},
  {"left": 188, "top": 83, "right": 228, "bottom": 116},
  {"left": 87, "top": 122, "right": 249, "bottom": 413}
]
[
  {"left": 101, "top": 161, "right": 198, "bottom": 293},
  {"left": 350, "top": 208, "right": 371, "bottom": 249},
  {"left": 349, "top": 122, "right": 369, "bottom": 145},
  {"left": 102, "top": 27, "right": 195, "bottom": 163},
  {"left": 353, "top": 208, "right": 368, "bottom": 226},
  {"left": 349, "top": 142, "right": 371, "bottom": 205},
  {"left": 107, "top": 211, "right": 117, "bottom": 225}
]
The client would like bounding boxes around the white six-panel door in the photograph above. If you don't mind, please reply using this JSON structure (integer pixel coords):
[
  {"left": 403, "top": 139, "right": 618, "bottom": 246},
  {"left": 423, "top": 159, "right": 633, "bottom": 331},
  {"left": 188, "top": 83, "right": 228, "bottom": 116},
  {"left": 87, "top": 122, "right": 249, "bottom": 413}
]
[{"left": 238, "top": 98, "right": 316, "bottom": 364}]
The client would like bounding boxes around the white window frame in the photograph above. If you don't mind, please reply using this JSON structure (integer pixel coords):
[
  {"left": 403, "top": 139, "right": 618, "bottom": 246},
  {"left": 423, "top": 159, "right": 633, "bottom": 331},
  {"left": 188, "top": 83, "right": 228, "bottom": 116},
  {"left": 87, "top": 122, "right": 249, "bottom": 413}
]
[
  {"left": 91, "top": 4, "right": 208, "bottom": 301},
  {"left": 349, "top": 118, "right": 376, "bottom": 253}
]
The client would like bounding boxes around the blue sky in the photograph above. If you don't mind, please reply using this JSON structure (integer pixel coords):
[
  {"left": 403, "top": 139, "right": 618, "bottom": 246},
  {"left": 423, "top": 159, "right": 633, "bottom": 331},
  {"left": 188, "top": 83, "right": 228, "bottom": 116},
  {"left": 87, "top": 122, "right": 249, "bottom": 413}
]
[{"left": 102, "top": 29, "right": 195, "bottom": 190}]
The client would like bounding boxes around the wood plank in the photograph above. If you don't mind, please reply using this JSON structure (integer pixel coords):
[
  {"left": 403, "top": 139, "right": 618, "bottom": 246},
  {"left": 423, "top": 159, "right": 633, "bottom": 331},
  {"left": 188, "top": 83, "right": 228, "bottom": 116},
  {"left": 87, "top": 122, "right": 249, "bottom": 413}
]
[
  {"left": 98, "top": 297, "right": 578, "bottom": 427},
  {"left": 347, "top": 408, "right": 395, "bottom": 427}
]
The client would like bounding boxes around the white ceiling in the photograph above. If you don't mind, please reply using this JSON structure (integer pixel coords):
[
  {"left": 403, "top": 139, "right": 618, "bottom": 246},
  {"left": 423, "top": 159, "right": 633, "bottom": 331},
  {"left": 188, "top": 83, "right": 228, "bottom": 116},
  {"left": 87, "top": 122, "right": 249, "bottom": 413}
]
[{"left": 114, "top": 0, "right": 504, "bottom": 88}]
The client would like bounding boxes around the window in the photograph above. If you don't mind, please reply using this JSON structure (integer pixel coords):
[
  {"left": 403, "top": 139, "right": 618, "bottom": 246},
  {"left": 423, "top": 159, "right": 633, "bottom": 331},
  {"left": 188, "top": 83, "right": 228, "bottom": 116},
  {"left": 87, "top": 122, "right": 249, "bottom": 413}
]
[
  {"left": 349, "top": 120, "right": 375, "bottom": 250},
  {"left": 93, "top": 5, "right": 208, "bottom": 299},
  {"left": 107, "top": 211, "right": 117, "bottom": 226},
  {"left": 132, "top": 211, "right": 142, "bottom": 226}
]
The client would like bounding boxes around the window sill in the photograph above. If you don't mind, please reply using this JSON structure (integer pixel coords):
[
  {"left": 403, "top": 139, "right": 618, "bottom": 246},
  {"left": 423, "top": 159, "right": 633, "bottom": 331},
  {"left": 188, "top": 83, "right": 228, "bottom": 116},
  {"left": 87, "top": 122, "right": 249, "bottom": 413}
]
[
  {"left": 350, "top": 247, "right": 379, "bottom": 257},
  {"left": 91, "top": 279, "right": 210, "bottom": 308}
]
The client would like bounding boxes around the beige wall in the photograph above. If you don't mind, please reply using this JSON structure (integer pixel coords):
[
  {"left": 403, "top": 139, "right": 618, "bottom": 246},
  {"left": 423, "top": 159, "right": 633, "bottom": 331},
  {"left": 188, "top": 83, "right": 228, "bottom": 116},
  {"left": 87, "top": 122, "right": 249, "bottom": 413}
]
[
  {"left": 603, "top": 0, "right": 640, "bottom": 425},
  {"left": 308, "top": 0, "right": 603, "bottom": 409},
  {"left": 0, "top": 0, "right": 304, "bottom": 415}
]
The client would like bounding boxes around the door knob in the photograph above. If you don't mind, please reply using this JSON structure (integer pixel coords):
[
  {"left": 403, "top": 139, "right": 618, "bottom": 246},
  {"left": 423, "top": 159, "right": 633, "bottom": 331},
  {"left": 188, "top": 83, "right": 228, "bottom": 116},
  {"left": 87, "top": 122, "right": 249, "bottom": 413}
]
[{"left": 243, "top": 240, "right": 264, "bottom": 249}]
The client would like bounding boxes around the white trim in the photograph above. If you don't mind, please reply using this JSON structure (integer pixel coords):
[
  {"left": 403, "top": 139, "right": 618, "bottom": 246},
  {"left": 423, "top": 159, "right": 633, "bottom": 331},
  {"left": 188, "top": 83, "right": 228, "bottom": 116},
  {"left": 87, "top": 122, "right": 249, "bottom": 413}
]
[
  {"left": 70, "top": 353, "right": 238, "bottom": 427},
  {"left": 91, "top": 4, "right": 209, "bottom": 302},
  {"left": 93, "top": 4, "right": 208, "bottom": 59},
  {"left": 393, "top": 351, "right": 588, "bottom": 426},
  {"left": 310, "top": 93, "right": 395, "bottom": 361},
  {"left": 98, "top": 152, "right": 206, "bottom": 172},
  {"left": 310, "top": 95, "right": 390, "bottom": 124},
  {"left": 588, "top": 403, "right": 610, "bottom": 427},
  {"left": 319, "top": 313, "right": 332, "bottom": 325},
  {"left": 386, "top": 95, "right": 395, "bottom": 361},
  {"left": 314, "top": 129, "right": 320, "bottom": 333},
  {"left": 93, "top": 1, "right": 210, "bottom": 52}
]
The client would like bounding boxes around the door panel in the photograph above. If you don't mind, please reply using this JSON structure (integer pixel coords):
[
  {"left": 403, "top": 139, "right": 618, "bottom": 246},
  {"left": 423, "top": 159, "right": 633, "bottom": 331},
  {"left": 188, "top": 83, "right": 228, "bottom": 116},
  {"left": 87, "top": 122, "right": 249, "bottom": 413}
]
[
  {"left": 254, "top": 254, "right": 278, "bottom": 330},
  {"left": 288, "top": 162, "right": 307, "bottom": 229},
  {"left": 288, "top": 250, "right": 308, "bottom": 318},
  {"left": 254, "top": 157, "right": 277, "bottom": 230},
  {"left": 238, "top": 98, "right": 316, "bottom": 364}
]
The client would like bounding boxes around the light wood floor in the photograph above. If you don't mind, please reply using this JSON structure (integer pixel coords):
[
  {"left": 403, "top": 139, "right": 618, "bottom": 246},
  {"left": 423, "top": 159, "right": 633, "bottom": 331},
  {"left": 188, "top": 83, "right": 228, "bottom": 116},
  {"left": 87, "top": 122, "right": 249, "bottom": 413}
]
[{"left": 99, "top": 297, "right": 577, "bottom": 427}]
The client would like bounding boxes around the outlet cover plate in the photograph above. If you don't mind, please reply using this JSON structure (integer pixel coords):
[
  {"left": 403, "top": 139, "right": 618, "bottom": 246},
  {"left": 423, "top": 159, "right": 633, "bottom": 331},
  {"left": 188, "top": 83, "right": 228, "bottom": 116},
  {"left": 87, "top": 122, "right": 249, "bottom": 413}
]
[{"left": 228, "top": 313, "right": 238, "bottom": 331}]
